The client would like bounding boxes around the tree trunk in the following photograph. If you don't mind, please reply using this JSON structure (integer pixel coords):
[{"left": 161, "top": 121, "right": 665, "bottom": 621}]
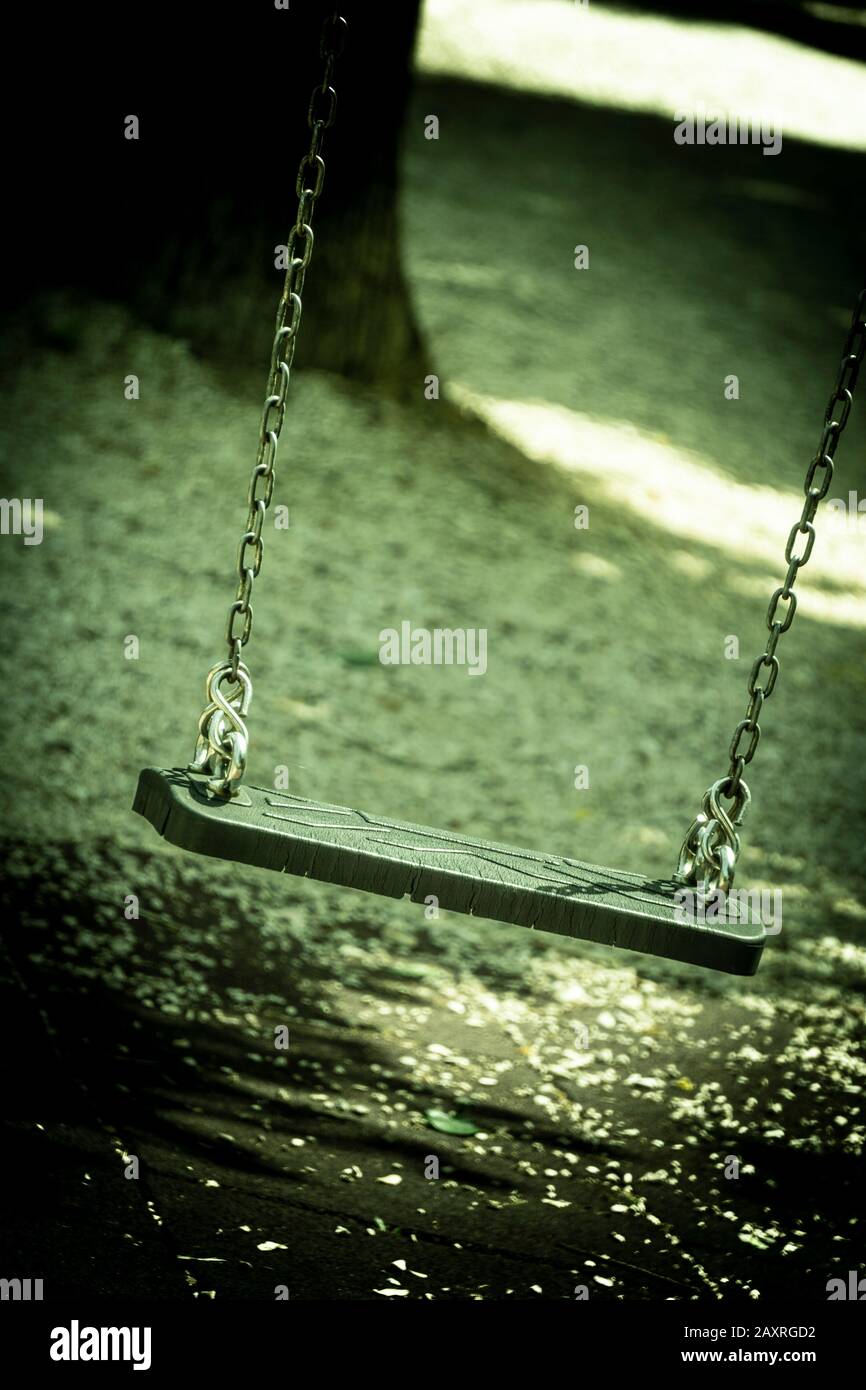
[
  {"left": 135, "top": 0, "right": 430, "bottom": 395},
  {"left": 5, "top": 2, "right": 430, "bottom": 398}
]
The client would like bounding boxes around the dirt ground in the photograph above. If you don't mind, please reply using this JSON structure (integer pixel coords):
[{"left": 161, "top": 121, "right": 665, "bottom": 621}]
[{"left": 1, "top": 76, "right": 864, "bottom": 1300}]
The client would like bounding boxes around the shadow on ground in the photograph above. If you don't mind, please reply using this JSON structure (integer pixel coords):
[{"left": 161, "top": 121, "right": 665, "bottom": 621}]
[{"left": 1, "top": 836, "right": 862, "bottom": 1300}]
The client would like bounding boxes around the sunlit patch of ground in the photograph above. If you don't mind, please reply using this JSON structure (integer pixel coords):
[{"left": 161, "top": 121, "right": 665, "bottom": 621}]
[
  {"left": 450, "top": 386, "right": 866, "bottom": 627},
  {"left": 418, "top": 0, "right": 866, "bottom": 151}
]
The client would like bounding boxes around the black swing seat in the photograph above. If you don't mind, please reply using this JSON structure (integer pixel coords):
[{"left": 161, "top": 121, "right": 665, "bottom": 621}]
[{"left": 133, "top": 768, "right": 766, "bottom": 975}]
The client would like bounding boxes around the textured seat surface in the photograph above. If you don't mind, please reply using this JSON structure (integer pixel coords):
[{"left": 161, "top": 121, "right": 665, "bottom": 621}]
[{"left": 133, "top": 768, "right": 766, "bottom": 975}]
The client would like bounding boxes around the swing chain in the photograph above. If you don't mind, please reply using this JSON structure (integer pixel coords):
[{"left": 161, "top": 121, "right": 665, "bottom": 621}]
[
  {"left": 189, "top": 663, "right": 253, "bottom": 797},
  {"left": 677, "top": 286, "right": 866, "bottom": 893},
  {"left": 191, "top": 8, "right": 346, "bottom": 797}
]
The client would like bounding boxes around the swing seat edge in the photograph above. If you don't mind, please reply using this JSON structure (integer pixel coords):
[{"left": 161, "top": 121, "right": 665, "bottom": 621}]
[{"left": 132, "top": 767, "right": 766, "bottom": 976}]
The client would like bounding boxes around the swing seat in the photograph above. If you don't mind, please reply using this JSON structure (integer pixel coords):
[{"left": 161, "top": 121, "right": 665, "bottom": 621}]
[{"left": 133, "top": 768, "right": 766, "bottom": 975}]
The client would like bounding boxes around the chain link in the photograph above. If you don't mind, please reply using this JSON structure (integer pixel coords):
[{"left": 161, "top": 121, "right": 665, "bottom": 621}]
[
  {"left": 191, "top": 7, "right": 346, "bottom": 796},
  {"left": 677, "top": 287, "right": 866, "bottom": 892}
]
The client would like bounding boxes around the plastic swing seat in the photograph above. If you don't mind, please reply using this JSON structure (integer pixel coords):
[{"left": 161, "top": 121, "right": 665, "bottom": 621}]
[{"left": 133, "top": 767, "right": 767, "bottom": 975}]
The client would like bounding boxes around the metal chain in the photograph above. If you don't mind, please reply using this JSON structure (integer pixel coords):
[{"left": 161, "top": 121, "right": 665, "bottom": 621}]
[
  {"left": 190, "top": 9, "right": 347, "bottom": 797},
  {"left": 677, "top": 287, "right": 866, "bottom": 894}
]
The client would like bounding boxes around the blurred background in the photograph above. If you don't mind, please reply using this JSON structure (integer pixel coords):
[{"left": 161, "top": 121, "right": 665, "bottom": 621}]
[{"left": 1, "top": 0, "right": 864, "bottom": 1302}]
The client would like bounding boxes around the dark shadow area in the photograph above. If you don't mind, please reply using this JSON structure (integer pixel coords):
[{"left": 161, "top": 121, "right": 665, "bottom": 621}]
[{"left": 1, "top": 838, "right": 863, "bottom": 1298}]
